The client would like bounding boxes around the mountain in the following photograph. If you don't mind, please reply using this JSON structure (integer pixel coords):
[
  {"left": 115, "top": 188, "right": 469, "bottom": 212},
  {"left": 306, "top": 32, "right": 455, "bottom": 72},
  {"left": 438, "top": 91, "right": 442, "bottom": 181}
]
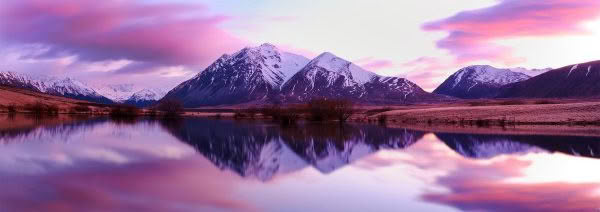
[
  {"left": 0, "top": 72, "right": 112, "bottom": 104},
  {"left": 93, "top": 84, "right": 138, "bottom": 102},
  {"left": 498, "top": 60, "right": 600, "bottom": 98},
  {"left": 280, "top": 52, "right": 450, "bottom": 104},
  {"left": 163, "top": 43, "right": 310, "bottom": 107},
  {"left": 123, "top": 88, "right": 167, "bottom": 107},
  {"left": 433, "top": 65, "right": 532, "bottom": 99}
]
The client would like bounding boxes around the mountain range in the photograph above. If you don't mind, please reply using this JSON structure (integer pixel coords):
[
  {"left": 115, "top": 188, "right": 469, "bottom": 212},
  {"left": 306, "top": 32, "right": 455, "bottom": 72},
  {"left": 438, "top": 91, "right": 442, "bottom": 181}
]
[
  {"left": 163, "top": 44, "right": 451, "bottom": 107},
  {"left": 0, "top": 72, "right": 167, "bottom": 106},
  {"left": 3, "top": 43, "right": 600, "bottom": 106},
  {"left": 0, "top": 71, "right": 113, "bottom": 104},
  {"left": 433, "top": 61, "right": 600, "bottom": 99}
]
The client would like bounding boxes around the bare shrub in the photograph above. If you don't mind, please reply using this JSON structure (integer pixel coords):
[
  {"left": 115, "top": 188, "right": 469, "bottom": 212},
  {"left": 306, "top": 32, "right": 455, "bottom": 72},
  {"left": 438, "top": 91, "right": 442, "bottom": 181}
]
[
  {"left": 259, "top": 104, "right": 301, "bottom": 125},
  {"left": 25, "top": 101, "right": 58, "bottom": 115},
  {"left": 377, "top": 114, "right": 388, "bottom": 125},
  {"left": 71, "top": 105, "right": 91, "bottom": 113},
  {"left": 233, "top": 111, "right": 247, "bottom": 120},
  {"left": 147, "top": 109, "right": 158, "bottom": 117},
  {"left": 7, "top": 104, "right": 16, "bottom": 114},
  {"left": 110, "top": 104, "right": 140, "bottom": 118},
  {"left": 468, "top": 101, "right": 490, "bottom": 107},
  {"left": 498, "top": 100, "right": 527, "bottom": 105},
  {"left": 307, "top": 99, "right": 355, "bottom": 122},
  {"left": 534, "top": 100, "right": 556, "bottom": 105},
  {"left": 156, "top": 99, "right": 184, "bottom": 118},
  {"left": 245, "top": 107, "right": 258, "bottom": 119},
  {"left": 260, "top": 105, "right": 283, "bottom": 120}
]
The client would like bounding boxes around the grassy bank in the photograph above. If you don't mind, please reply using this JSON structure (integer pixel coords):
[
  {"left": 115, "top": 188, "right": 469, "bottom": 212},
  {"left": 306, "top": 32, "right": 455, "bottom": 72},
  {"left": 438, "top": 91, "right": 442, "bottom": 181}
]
[{"left": 369, "top": 101, "right": 600, "bottom": 126}]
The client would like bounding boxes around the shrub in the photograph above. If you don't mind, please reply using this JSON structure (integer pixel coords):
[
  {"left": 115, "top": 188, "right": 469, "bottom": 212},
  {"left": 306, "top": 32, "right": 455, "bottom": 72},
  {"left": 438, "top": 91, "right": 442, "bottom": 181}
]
[
  {"left": 377, "top": 114, "right": 388, "bottom": 125},
  {"left": 468, "top": 101, "right": 489, "bottom": 107},
  {"left": 245, "top": 107, "right": 258, "bottom": 119},
  {"left": 25, "top": 101, "right": 58, "bottom": 115},
  {"left": 307, "top": 99, "right": 355, "bottom": 122},
  {"left": 534, "top": 100, "right": 556, "bottom": 105},
  {"left": 71, "top": 105, "right": 91, "bottom": 113},
  {"left": 498, "top": 100, "right": 527, "bottom": 105},
  {"left": 260, "top": 105, "right": 283, "bottom": 120},
  {"left": 109, "top": 104, "right": 140, "bottom": 117},
  {"left": 147, "top": 109, "right": 158, "bottom": 117},
  {"left": 7, "top": 104, "right": 16, "bottom": 114},
  {"left": 233, "top": 111, "right": 247, "bottom": 119},
  {"left": 156, "top": 99, "right": 184, "bottom": 118}
]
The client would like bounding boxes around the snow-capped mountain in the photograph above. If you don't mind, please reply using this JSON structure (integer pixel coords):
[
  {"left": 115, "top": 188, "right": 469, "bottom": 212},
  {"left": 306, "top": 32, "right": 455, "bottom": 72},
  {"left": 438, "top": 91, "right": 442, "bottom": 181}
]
[
  {"left": 280, "top": 52, "right": 450, "bottom": 104},
  {"left": 124, "top": 88, "right": 167, "bottom": 107},
  {"left": 433, "top": 65, "right": 532, "bottom": 99},
  {"left": 498, "top": 60, "right": 600, "bottom": 98},
  {"left": 163, "top": 43, "right": 310, "bottom": 107},
  {"left": 0, "top": 71, "right": 113, "bottom": 104},
  {"left": 93, "top": 84, "right": 138, "bottom": 102}
]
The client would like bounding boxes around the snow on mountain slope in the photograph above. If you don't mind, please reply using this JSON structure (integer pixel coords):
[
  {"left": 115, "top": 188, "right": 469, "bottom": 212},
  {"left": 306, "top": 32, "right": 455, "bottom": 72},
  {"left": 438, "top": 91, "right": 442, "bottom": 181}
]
[
  {"left": 123, "top": 88, "right": 167, "bottom": 107},
  {"left": 128, "top": 88, "right": 167, "bottom": 101},
  {"left": 309, "top": 52, "right": 376, "bottom": 85},
  {"left": 93, "top": 84, "right": 138, "bottom": 102},
  {"left": 163, "top": 43, "right": 310, "bottom": 107},
  {"left": 433, "top": 65, "right": 532, "bottom": 99},
  {"left": 280, "top": 52, "right": 450, "bottom": 103},
  {"left": 0, "top": 71, "right": 113, "bottom": 104},
  {"left": 509, "top": 67, "right": 552, "bottom": 77},
  {"left": 498, "top": 60, "right": 600, "bottom": 98}
]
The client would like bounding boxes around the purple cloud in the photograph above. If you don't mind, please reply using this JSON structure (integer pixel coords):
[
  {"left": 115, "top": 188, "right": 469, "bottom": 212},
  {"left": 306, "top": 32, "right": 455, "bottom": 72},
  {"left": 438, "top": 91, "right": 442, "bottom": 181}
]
[
  {"left": 0, "top": 0, "right": 246, "bottom": 71},
  {"left": 423, "top": 0, "right": 600, "bottom": 64}
]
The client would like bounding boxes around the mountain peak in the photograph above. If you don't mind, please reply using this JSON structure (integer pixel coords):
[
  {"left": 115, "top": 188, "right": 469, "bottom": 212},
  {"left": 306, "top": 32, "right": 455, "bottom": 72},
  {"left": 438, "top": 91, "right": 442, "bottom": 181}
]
[
  {"left": 434, "top": 65, "right": 532, "bottom": 99},
  {"left": 258, "top": 43, "right": 277, "bottom": 49}
]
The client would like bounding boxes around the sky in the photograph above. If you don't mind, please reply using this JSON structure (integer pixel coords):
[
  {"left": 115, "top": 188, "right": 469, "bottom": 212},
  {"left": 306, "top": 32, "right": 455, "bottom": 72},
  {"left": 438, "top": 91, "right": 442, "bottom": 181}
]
[{"left": 1, "top": 0, "right": 600, "bottom": 91}]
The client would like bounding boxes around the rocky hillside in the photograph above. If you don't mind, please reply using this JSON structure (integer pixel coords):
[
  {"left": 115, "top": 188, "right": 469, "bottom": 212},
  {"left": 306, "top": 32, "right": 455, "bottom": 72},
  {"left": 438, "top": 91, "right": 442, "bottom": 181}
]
[{"left": 498, "top": 60, "right": 600, "bottom": 98}]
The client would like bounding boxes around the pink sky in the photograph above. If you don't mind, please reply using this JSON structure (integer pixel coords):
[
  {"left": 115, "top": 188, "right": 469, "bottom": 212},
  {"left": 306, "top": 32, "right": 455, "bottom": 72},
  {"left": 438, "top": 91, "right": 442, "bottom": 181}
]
[{"left": 1, "top": 0, "right": 599, "bottom": 90}]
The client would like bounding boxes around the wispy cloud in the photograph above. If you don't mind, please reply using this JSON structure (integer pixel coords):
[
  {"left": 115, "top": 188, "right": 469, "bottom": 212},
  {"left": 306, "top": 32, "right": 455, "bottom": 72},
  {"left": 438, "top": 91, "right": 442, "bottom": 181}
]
[
  {"left": 423, "top": 0, "right": 600, "bottom": 64},
  {"left": 0, "top": 0, "right": 246, "bottom": 71}
]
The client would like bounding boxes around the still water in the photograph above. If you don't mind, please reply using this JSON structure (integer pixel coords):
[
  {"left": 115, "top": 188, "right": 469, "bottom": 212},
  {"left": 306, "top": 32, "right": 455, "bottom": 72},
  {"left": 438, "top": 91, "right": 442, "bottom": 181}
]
[{"left": 1, "top": 115, "right": 600, "bottom": 211}]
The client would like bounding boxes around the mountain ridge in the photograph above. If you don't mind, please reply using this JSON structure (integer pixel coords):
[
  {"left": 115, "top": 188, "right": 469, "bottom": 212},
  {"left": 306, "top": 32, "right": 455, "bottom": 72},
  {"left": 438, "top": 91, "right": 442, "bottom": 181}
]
[{"left": 433, "top": 65, "right": 532, "bottom": 99}]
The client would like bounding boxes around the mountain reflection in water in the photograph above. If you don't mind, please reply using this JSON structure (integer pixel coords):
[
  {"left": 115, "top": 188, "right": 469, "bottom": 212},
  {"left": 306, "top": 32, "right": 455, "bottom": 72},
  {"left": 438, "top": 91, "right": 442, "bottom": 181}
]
[{"left": 1, "top": 115, "right": 600, "bottom": 212}]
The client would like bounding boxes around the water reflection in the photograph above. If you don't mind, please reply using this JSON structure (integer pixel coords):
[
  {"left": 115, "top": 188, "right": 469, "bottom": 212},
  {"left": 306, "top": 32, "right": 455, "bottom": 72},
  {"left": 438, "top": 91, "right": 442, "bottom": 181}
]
[
  {"left": 436, "top": 132, "right": 600, "bottom": 159},
  {"left": 1, "top": 115, "right": 600, "bottom": 211},
  {"left": 160, "top": 119, "right": 424, "bottom": 180}
]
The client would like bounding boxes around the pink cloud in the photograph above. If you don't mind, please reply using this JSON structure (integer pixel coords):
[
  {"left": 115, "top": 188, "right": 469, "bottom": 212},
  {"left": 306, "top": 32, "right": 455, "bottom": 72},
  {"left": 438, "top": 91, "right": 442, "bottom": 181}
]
[
  {"left": 0, "top": 0, "right": 246, "bottom": 73},
  {"left": 392, "top": 136, "right": 600, "bottom": 211},
  {"left": 0, "top": 157, "right": 258, "bottom": 212},
  {"left": 423, "top": 0, "right": 600, "bottom": 64},
  {"left": 400, "top": 57, "right": 459, "bottom": 91},
  {"left": 353, "top": 57, "right": 396, "bottom": 72}
]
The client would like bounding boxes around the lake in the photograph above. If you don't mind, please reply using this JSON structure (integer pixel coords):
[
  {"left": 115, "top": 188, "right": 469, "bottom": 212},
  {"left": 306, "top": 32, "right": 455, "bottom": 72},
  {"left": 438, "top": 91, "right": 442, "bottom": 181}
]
[{"left": 1, "top": 115, "right": 600, "bottom": 212}]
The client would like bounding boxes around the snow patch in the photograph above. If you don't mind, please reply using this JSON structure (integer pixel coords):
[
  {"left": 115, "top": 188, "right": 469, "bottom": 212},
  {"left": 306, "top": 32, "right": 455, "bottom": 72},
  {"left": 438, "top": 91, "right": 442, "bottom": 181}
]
[{"left": 568, "top": 64, "right": 579, "bottom": 77}]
